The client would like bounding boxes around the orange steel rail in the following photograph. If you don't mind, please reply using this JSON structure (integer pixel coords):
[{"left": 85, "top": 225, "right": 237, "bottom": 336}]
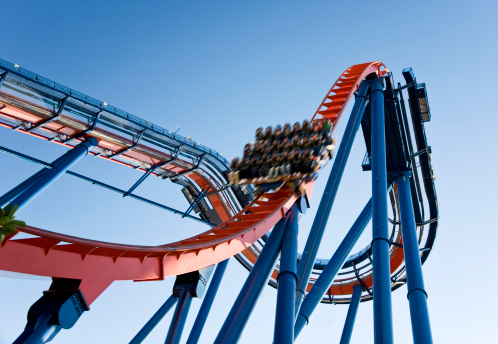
[{"left": 0, "top": 61, "right": 405, "bottom": 306}]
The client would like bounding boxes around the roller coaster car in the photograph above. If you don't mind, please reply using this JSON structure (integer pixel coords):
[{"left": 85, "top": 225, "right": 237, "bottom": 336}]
[{"left": 229, "top": 140, "right": 336, "bottom": 194}]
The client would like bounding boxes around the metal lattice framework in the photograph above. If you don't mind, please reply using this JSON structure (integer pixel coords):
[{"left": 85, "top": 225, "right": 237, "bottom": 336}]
[{"left": 0, "top": 58, "right": 438, "bottom": 344}]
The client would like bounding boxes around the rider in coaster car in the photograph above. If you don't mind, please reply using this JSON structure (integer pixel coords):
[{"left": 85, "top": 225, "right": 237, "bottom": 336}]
[
  {"left": 263, "top": 126, "right": 273, "bottom": 140},
  {"left": 239, "top": 157, "right": 250, "bottom": 180},
  {"left": 250, "top": 156, "right": 261, "bottom": 179},
  {"left": 282, "top": 123, "right": 292, "bottom": 138},
  {"left": 292, "top": 122, "right": 301, "bottom": 137},
  {"left": 273, "top": 125, "right": 283, "bottom": 142},
  {"left": 280, "top": 151, "right": 292, "bottom": 177},
  {"left": 259, "top": 153, "right": 270, "bottom": 180},
  {"left": 229, "top": 157, "right": 240, "bottom": 184},
  {"left": 255, "top": 127, "right": 264, "bottom": 141},
  {"left": 231, "top": 157, "right": 239, "bottom": 168},
  {"left": 277, "top": 137, "right": 290, "bottom": 152},
  {"left": 301, "top": 120, "right": 310, "bottom": 136},
  {"left": 310, "top": 133, "right": 321, "bottom": 155},
  {"left": 269, "top": 140, "right": 279, "bottom": 154},
  {"left": 253, "top": 142, "right": 263, "bottom": 157},
  {"left": 262, "top": 139, "right": 271, "bottom": 152},
  {"left": 243, "top": 143, "right": 252, "bottom": 158},
  {"left": 291, "top": 134, "right": 301, "bottom": 150},
  {"left": 268, "top": 153, "right": 283, "bottom": 179},
  {"left": 322, "top": 118, "right": 333, "bottom": 133}
]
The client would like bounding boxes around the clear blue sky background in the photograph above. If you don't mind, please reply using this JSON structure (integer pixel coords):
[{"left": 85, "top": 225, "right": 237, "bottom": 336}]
[{"left": 1, "top": 1, "right": 497, "bottom": 343}]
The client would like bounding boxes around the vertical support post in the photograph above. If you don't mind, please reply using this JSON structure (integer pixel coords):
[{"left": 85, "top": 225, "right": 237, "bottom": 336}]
[
  {"left": 165, "top": 289, "right": 193, "bottom": 344},
  {"left": 186, "top": 259, "right": 230, "bottom": 344},
  {"left": 294, "top": 199, "right": 373, "bottom": 338},
  {"left": 274, "top": 204, "right": 299, "bottom": 344},
  {"left": 214, "top": 216, "right": 289, "bottom": 344},
  {"left": 129, "top": 295, "right": 178, "bottom": 344},
  {"left": 6, "top": 138, "right": 98, "bottom": 211},
  {"left": 396, "top": 173, "right": 433, "bottom": 344},
  {"left": 295, "top": 81, "right": 372, "bottom": 312},
  {"left": 370, "top": 78, "right": 394, "bottom": 344},
  {"left": 339, "top": 285, "right": 363, "bottom": 344}
]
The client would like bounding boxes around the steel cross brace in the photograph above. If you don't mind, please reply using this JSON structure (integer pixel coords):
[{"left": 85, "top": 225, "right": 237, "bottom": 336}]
[
  {"left": 182, "top": 187, "right": 210, "bottom": 218},
  {"left": 170, "top": 154, "right": 204, "bottom": 181},
  {"left": 108, "top": 129, "right": 145, "bottom": 158},
  {"left": 123, "top": 145, "right": 181, "bottom": 197},
  {"left": 352, "top": 261, "right": 372, "bottom": 296},
  {"left": 63, "top": 111, "right": 102, "bottom": 143},
  {"left": 27, "top": 96, "right": 69, "bottom": 132}
]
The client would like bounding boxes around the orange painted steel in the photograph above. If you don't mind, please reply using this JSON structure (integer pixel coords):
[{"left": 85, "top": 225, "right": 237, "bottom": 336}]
[{"left": 0, "top": 61, "right": 407, "bottom": 304}]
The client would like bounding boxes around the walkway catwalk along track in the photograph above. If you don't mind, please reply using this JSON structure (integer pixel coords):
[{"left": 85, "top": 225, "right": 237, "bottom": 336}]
[{"left": 0, "top": 59, "right": 438, "bottom": 343}]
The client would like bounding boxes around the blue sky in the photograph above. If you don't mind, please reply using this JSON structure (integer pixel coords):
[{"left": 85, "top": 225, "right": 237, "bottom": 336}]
[{"left": 1, "top": 1, "right": 497, "bottom": 343}]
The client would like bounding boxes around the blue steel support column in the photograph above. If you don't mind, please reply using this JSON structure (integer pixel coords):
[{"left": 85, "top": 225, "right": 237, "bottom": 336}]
[
  {"left": 129, "top": 295, "right": 178, "bottom": 344},
  {"left": 165, "top": 289, "right": 193, "bottom": 344},
  {"left": 186, "top": 259, "right": 230, "bottom": 344},
  {"left": 295, "top": 81, "right": 372, "bottom": 312},
  {"left": 370, "top": 78, "right": 394, "bottom": 344},
  {"left": 214, "top": 216, "right": 289, "bottom": 344},
  {"left": 339, "top": 285, "right": 363, "bottom": 344},
  {"left": 294, "top": 199, "right": 373, "bottom": 338},
  {"left": 6, "top": 138, "right": 98, "bottom": 211},
  {"left": 274, "top": 204, "right": 299, "bottom": 344},
  {"left": 396, "top": 173, "right": 433, "bottom": 344}
]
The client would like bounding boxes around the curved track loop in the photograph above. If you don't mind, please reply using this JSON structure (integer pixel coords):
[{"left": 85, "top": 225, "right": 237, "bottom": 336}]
[
  {"left": 239, "top": 62, "right": 398, "bottom": 297},
  {"left": 0, "top": 183, "right": 305, "bottom": 304},
  {"left": 0, "top": 61, "right": 390, "bottom": 304},
  {"left": 0, "top": 92, "right": 235, "bottom": 222}
]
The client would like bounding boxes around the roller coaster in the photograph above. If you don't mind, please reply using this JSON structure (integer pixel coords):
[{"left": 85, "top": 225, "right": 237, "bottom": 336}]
[{"left": 0, "top": 58, "right": 438, "bottom": 344}]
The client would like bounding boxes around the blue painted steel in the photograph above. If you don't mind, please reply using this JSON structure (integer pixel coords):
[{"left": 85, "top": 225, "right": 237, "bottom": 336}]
[
  {"left": 186, "top": 259, "right": 229, "bottom": 344},
  {"left": 0, "top": 145, "right": 214, "bottom": 226},
  {"left": 13, "top": 286, "right": 88, "bottom": 344},
  {"left": 274, "top": 204, "right": 299, "bottom": 344},
  {"left": 6, "top": 138, "right": 98, "bottom": 211},
  {"left": 27, "top": 97, "right": 68, "bottom": 132},
  {"left": 339, "top": 285, "right": 363, "bottom": 344},
  {"left": 0, "top": 58, "right": 230, "bottom": 169},
  {"left": 124, "top": 165, "right": 159, "bottom": 197},
  {"left": 295, "top": 81, "right": 371, "bottom": 312},
  {"left": 0, "top": 145, "right": 91, "bottom": 208},
  {"left": 0, "top": 169, "right": 48, "bottom": 208},
  {"left": 370, "top": 78, "right": 394, "bottom": 344},
  {"left": 165, "top": 289, "right": 193, "bottom": 344},
  {"left": 396, "top": 173, "right": 433, "bottom": 344},
  {"left": 183, "top": 187, "right": 210, "bottom": 218},
  {"left": 294, "top": 199, "right": 372, "bottom": 338},
  {"left": 129, "top": 295, "right": 177, "bottom": 344},
  {"left": 214, "top": 216, "right": 289, "bottom": 344}
]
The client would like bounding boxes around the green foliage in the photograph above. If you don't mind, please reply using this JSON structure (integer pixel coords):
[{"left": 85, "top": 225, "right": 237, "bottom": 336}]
[{"left": 0, "top": 203, "right": 26, "bottom": 243}]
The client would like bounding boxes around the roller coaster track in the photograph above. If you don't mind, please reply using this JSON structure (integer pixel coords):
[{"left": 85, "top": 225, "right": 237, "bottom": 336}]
[{"left": 0, "top": 60, "right": 437, "bottom": 308}]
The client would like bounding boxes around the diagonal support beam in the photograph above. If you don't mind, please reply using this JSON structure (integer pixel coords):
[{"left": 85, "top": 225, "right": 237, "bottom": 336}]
[
  {"left": 0, "top": 145, "right": 214, "bottom": 226},
  {"left": 27, "top": 96, "right": 69, "bottom": 132},
  {"left": 295, "top": 81, "right": 372, "bottom": 313},
  {"left": 123, "top": 146, "right": 181, "bottom": 197},
  {"left": 108, "top": 129, "right": 145, "bottom": 158},
  {"left": 182, "top": 187, "right": 210, "bottom": 218},
  {"left": 170, "top": 154, "right": 204, "bottom": 180},
  {"left": 294, "top": 199, "right": 373, "bottom": 338}
]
